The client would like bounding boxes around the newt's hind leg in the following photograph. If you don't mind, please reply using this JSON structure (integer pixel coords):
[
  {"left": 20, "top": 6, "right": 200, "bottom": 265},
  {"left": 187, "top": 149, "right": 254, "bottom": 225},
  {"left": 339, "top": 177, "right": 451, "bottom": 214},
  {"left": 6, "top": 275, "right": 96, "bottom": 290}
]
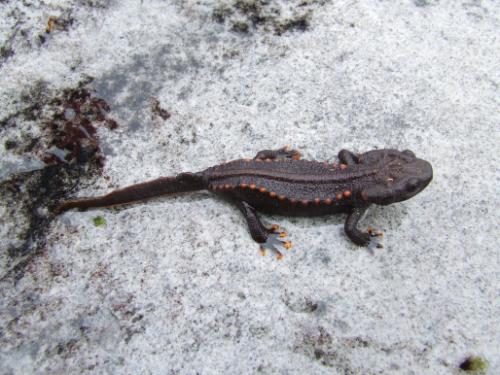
[
  {"left": 338, "top": 149, "right": 360, "bottom": 165},
  {"left": 254, "top": 146, "right": 301, "bottom": 161},
  {"left": 235, "top": 201, "right": 292, "bottom": 259}
]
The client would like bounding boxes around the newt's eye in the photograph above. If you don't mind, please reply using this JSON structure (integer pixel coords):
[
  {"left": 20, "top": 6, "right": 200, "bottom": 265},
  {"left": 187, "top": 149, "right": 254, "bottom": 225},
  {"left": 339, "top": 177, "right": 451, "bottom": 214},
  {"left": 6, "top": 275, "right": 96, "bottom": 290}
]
[
  {"left": 406, "top": 178, "right": 419, "bottom": 192},
  {"left": 402, "top": 150, "right": 415, "bottom": 158}
]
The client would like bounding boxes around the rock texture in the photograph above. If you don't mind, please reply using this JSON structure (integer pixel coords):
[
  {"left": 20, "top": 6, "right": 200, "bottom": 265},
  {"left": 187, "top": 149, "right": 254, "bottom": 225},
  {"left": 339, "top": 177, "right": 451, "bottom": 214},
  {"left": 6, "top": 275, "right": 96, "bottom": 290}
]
[{"left": 0, "top": 1, "right": 498, "bottom": 374}]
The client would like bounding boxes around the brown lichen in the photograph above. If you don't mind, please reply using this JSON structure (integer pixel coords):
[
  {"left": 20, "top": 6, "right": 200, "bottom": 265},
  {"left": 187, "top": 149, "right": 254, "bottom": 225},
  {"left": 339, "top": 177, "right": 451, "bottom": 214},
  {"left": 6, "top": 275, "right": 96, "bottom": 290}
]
[
  {"left": 41, "top": 82, "right": 118, "bottom": 166},
  {"left": 232, "top": 21, "right": 250, "bottom": 33}
]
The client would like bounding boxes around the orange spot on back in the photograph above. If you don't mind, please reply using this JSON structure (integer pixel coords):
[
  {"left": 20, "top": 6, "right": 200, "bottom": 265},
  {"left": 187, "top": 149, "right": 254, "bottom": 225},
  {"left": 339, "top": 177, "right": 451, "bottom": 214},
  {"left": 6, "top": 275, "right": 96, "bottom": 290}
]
[
  {"left": 240, "top": 183, "right": 248, "bottom": 188},
  {"left": 325, "top": 198, "right": 333, "bottom": 205},
  {"left": 301, "top": 200, "right": 309, "bottom": 206},
  {"left": 259, "top": 187, "right": 267, "bottom": 193},
  {"left": 269, "top": 191, "right": 277, "bottom": 197},
  {"left": 278, "top": 195, "right": 286, "bottom": 201},
  {"left": 249, "top": 184, "right": 256, "bottom": 190},
  {"left": 336, "top": 193, "right": 343, "bottom": 200},
  {"left": 340, "top": 164, "right": 347, "bottom": 170},
  {"left": 314, "top": 198, "right": 320, "bottom": 204},
  {"left": 343, "top": 190, "right": 351, "bottom": 198}
]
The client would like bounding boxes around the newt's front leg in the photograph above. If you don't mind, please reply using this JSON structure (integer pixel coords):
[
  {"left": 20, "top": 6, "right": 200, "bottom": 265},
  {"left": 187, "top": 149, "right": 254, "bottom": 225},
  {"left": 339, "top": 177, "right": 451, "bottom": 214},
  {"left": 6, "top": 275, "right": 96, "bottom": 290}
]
[
  {"left": 235, "top": 201, "right": 292, "bottom": 259},
  {"left": 344, "top": 205, "right": 383, "bottom": 248},
  {"left": 338, "top": 149, "right": 360, "bottom": 165},
  {"left": 254, "top": 146, "right": 301, "bottom": 161}
]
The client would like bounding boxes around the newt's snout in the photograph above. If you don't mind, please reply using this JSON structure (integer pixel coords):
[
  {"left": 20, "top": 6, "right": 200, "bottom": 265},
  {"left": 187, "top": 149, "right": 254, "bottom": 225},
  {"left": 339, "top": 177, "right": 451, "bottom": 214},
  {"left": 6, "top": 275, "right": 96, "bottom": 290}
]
[
  {"left": 417, "top": 159, "right": 433, "bottom": 190},
  {"left": 387, "top": 157, "right": 433, "bottom": 204}
]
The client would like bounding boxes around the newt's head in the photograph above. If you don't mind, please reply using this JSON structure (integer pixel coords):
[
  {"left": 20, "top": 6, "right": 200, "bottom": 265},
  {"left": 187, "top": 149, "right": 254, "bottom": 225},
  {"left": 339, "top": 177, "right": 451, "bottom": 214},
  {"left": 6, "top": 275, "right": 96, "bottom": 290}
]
[{"left": 358, "top": 149, "right": 433, "bottom": 205}]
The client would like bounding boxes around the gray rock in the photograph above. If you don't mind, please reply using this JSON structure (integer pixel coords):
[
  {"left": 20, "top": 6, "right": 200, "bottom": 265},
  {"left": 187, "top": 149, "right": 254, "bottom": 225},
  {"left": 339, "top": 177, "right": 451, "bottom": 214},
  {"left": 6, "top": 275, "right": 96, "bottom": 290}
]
[{"left": 0, "top": 0, "right": 498, "bottom": 374}]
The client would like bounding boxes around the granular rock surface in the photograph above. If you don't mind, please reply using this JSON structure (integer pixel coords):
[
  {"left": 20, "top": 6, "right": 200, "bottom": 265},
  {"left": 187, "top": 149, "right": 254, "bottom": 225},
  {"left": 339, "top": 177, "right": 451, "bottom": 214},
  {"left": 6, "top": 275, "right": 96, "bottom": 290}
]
[{"left": 0, "top": 1, "right": 498, "bottom": 374}]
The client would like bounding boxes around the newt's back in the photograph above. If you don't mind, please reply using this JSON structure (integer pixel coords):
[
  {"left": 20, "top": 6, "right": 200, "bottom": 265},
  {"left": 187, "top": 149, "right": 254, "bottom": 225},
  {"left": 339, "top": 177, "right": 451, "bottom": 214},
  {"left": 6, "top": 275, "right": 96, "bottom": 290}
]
[{"left": 203, "top": 158, "right": 375, "bottom": 215}]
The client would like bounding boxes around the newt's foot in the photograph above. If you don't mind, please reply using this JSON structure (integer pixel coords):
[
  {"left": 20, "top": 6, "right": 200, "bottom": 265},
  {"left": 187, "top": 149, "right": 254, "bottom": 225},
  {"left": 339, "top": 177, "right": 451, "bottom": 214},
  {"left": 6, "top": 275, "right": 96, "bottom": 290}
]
[
  {"left": 367, "top": 227, "right": 384, "bottom": 253},
  {"left": 259, "top": 225, "right": 292, "bottom": 259},
  {"left": 280, "top": 146, "right": 301, "bottom": 160},
  {"left": 255, "top": 146, "right": 301, "bottom": 161}
]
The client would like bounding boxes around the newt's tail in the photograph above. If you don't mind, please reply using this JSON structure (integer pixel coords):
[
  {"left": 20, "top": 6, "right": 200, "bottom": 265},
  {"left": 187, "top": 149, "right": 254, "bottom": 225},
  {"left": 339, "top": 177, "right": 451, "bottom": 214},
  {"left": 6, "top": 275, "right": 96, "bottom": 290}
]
[{"left": 55, "top": 172, "right": 205, "bottom": 214}]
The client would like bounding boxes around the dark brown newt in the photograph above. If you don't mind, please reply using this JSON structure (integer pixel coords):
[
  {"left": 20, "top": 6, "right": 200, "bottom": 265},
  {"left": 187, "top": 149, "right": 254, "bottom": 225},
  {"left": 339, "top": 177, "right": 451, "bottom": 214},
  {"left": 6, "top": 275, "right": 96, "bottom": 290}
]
[{"left": 56, "top": 147, "right": 433, "bottom": 258}]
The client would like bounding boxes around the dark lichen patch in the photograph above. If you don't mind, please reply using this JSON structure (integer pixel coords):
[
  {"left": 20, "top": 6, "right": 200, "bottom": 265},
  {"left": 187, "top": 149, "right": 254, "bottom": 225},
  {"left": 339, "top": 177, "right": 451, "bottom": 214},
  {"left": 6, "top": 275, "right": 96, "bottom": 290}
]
[
  {"left": 0, "top": 2, "right": 109, "bottom": 68},
  {"left": 39, "top": 13, "right": 75, "bottom": 45},
  {"left": 294, "top": 327, "right": 376, "bottom": 371},
  {"left": 459, "top": 356, "right": 488, "bottom": 373},
  {"left": 52, "top": 338, "right": 80, "bottom": 359},
  {"left": 0, "top": 44, "right": 14, "bottom": 67},
  {"left": 275, "top": 13, "right": 310, "bottom": 35},
  {"left": 4, "top": 140, "right": 18, "bottom": 150},
  {"left": 296, "top": 326, "right": 338, "bottom": 367},
  {"left": 45, "top": 14, "right": 75, "bottom": 35},
  {"left": 413, "top": 0, "right": 433, "bottom": 7},
  {"left": 211, "top": 0, "right": 323, "bottom": 36},
  {"left": 19, "top": 80, "right": 49, "bottom": 122},
  {"left": 0, "top": 81, "right": 51, "bottom": 133},
  {"left": 150, "top": 98, "right": 171, "bottom": 121},
  {"left": 213, "top": 4, "right": 234, "bottom": 23},
  {"left": 78, "top": 0, "right": 111, "bottom": 8},
  {"left": 0, "top": 80, "right": 118, "bottom": 282},
  {"left": 281, "top": 290, "right": 320, "bottom": 313},
  {"left": 110, "top": 295, "right": 147, "bottom": 343},
  {"left": 1, "top": 162, "right": 100, "bottom": 281},
  {"left": 232, "top": 20, "right": 250, "bottom": 33}
]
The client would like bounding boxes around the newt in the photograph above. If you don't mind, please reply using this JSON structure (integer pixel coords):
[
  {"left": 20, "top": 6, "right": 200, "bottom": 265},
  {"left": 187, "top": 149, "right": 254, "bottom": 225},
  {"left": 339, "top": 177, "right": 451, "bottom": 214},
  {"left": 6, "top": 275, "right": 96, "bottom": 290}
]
[{"left": 56, "top": 147, "right": 433, "bottom": 258}]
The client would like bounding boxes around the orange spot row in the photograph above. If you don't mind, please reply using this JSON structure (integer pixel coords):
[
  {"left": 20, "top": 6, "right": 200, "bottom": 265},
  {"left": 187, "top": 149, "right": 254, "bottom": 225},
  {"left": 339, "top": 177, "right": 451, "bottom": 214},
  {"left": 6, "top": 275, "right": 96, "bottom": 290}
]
[
  {"left": 254, "top": 159, "right": 276, "bottom": 162},
  {"left": 324, "top": 161, "right": 338, "bottom": 169},
  {"left": 211, "top": 183, "right": 352, "bottom": 204}
]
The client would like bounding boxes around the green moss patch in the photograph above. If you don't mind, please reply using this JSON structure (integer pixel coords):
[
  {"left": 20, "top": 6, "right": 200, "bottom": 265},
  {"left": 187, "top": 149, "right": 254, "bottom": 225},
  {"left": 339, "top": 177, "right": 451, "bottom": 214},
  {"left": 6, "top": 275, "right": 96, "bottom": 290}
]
[
  {"left": 460, "top": 356, "right": 489, "bottom": 373},
  {"left": 92, "top": 216, "right": 107, "bottom": 227}
]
